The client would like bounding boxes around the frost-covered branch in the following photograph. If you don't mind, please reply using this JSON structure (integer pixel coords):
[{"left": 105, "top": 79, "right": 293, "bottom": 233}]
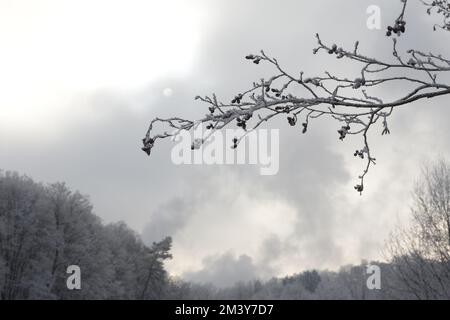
[{"left": 142, "top": 0, "right": 450, "bottom": 194}]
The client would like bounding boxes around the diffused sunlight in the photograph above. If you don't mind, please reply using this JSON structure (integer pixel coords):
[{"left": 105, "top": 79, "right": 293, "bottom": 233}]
[{"left": 0, "top": 0, "right": 203, "bottom": 133}]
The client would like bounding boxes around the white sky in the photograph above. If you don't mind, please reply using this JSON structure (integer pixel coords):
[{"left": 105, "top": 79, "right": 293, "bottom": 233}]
[{"left": 0, "top": 0, "right": 203, "bottom": 132}]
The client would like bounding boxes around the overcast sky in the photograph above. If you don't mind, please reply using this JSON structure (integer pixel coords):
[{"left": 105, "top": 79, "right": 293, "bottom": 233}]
[{"left": 1, "top": 0, "right": 449, "bottom": 286}]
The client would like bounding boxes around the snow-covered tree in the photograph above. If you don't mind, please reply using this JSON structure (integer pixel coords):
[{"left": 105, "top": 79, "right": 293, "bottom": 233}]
[{"left": 0, "top": 171, "right": 172, "bottom": 300}]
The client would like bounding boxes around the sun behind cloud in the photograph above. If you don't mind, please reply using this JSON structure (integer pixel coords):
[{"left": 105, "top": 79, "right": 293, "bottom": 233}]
[{"left": 0, "top": 0, "right": 204, "bottom": 132}]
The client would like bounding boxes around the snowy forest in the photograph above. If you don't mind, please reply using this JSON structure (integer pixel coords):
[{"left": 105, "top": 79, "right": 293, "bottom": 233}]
[
  {"left": 0, "top": 171, "right": 171, "bottom": 299},
  {"left": 1, "top": 0, "right": 450, "bottom": 302},
  {"left": 1, "top": 159, "right": 450, "bottom": 299}
]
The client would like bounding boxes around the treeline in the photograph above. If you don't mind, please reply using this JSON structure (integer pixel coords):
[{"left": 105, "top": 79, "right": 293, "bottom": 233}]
[
  {"left": 0, "top": 171, "right": 172, "bottom": 299},
  {"left": 1, "top": 159, "right": 450, "bottom": 300},
  {"left": 165, "top": 261, "right": 441, "bottom": 300}
]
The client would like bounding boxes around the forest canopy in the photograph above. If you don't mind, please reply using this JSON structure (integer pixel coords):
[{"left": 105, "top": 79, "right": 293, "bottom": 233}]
[{"left": 0, "top": 171, "right": 171, "bottom": 299}]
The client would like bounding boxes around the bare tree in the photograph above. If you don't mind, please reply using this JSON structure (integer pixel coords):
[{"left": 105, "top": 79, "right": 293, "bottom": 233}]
[
  {"left": 141, "top": 0, "right": 450, "bottom": 193},
  {"left": 386, "top": 159, "right": 450, "bottom": 299}
]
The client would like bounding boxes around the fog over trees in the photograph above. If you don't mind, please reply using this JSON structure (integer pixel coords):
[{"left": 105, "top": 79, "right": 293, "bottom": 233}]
[{"left": 1, "top": 158, "right": 449, "bottom": 299}]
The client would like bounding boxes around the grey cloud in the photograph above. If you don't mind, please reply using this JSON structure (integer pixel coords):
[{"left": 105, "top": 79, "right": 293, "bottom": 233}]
[
  {"left": 142, "top": 198, "right": 194, "bottom": 245},
  {"left": 183, "top": 252, "right": 264, "bottom": 287}
]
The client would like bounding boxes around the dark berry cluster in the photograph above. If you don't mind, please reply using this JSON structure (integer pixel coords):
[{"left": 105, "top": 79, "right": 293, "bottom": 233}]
[
  {"left": 302, "top": 122, "right": 308, "bottom": 134},
  {"left": 354, "top": 149, "right": 365, "bottom": 159},
  {"left": 236, "top": 118, "right": 247, "bottom": 130},
  {"left": 271, "top": 88, "right": 282, "bottom": 97},
  {"left": 231, "top": 94, "right": 243, "bottom": 104},
  {"left": 352, "top": 78, "right": 366, "bottom": 89},
  {"left": 317, "top": 43, "right": 345, "bottom": 59},
  {"left": 354, "top": 184, "right": 364, "bottom": 193},
  {"left": 386, "top": 20, "right": 406, "bottom": 36},
  {"left": 141, "top": 138, "right": 154, "bottom": 155},
  {"left": 245, "top": 54, "right": 261, "bottom": 64},
  {"left": 337, "top": 125, "right": 350, "bottom": 140},
  {"left": 271, "top": 88, "right": 290, "bottom": 100},
  {"left": 287, "top": 116, "right": 297, "bottom": 126},
  {"left": 328, "top": 44, "right": 338, "bottom": 54},
  {"left": 231, "top": 137, "right": 239, "bottom": 149}
]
